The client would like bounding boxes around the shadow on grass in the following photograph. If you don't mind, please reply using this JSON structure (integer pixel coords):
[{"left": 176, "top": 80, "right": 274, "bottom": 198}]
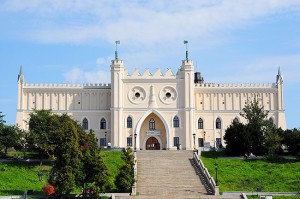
[
  {"left": 0, "top": 161, "right": 54, "bottom": 168},
  {"left": 0, "top": 190, "right": 44, "bottom": 196},
  {"left": 200, "top": 151, "right": 226, "bottom": 158},
  {"left": 201, "top": 151, "right": 299, "bottom": 163}
]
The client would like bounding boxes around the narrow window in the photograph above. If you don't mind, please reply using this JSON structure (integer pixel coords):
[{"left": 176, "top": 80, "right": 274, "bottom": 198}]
[
  {"left": 149, "top": 118, "right": 155, "bottom": 130},
  {"left": 127, "top": 137, "right": 132, "bottom": 146},
  {"left": 198, "top": 118, "right": 203, "bottom": 129},
  {"left": 100, "top": 118, "right": 106, "bottom": 129},
  {"left": 198, "top": 138, "right": 204, "bottom": 147},
  {"left": 173, "top": 116, "right": 179, "bottom": 128},
  {"left": 127, "top": 116, "right": 132, "bottom": 128},
  {"left": 100, "top": 138, "right": 106, "bottom": 147},
  {"left": 269, "top": 117, "right": 273, "bottom": 124},
  {"left": 216, "top": 138, "right": 222, "bottom": 148},
  {"left": 216, "top": 118, "right": 221, "bottom": 129},
  {"left": 82, "top": 118, "right": 88, "bottom": 130},
  {"left": 174, "top": 137, "right": 179, "bottom": 147}
]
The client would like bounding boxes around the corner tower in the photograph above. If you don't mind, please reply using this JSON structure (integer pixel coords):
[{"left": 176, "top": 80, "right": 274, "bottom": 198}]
[
  {"left": 179, "top": 59, "right": 195, "bottom": 149},
  {"left": 16, "top": 65, "right": 24, "bottom": 127},
  {"left": 276, "top": 67, "right": 286, "bottom": 129},
  {"left": 110, "top": 58, "right": 125, "bottom": 147}
]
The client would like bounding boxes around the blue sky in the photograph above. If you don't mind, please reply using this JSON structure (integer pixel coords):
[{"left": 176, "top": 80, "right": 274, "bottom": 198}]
[{"left": 0, "top": 0, "right": 299, "bottom": 128}]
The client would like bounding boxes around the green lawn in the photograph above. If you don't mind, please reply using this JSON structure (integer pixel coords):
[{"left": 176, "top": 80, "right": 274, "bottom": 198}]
[
  {"left": 248, "top": 196, "right": 300, "bottom": 199},
  {"left": 101, "top": 150, "right": 125, "bottom": 192},
  {"left": 0, "top": 161, "right": 52, "bottom": 195},
  {"left": 201, "top": 152, "right": 300, "bottom": 192},
  {"left": 0, "top": 150, "right": 125, "bottom": 196}
]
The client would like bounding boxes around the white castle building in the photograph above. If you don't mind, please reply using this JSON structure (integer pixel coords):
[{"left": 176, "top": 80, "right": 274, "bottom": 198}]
[{"left": 16, "top": 52, "right": 286, "bottom": 150}]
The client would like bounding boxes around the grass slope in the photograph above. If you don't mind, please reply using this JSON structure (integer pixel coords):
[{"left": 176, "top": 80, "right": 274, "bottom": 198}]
[
  {"left": 201, "top": 152, "right": 300, "bottom": 192},
  {"left": 0, "top": 161, "right": 51, "bottom": 195},
  {"left": 0, "top": 151, "right": 124, "bottom": 196}
]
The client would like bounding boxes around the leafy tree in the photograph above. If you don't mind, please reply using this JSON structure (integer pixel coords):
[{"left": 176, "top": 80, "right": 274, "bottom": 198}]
[
  {"left": 224, "top": 122, "right": 249, "bottom": 156},
  {"left": 264, "top": 124, "right": 283, "bottom": 161},
  {"left": 0, "top": 112, "right": 5, "bottom": 125},
  {"left": 115, "top": 147, "right": 135, "bottom": 192},
  {"left": 77, "top": 129, "right": 113, "bottom": 195},
  {"left": 50, "top": 113, "right": 81, "bottom": 195},
  {"left": 28, "top": 110, "right": 57, "bottom": 158},
  {"left": 224, "top": 98, "right": 274, "bottom": 156},
  {"left": 240, "top": 98, "right": 269, "bottom": 155},
  {"left": 28, "top": 110, "right": 112, "bottom": 196},
  {"left": 0, "top": 125, "right": 22, "bottom": 156},
  {"left": 282, "top": 128, "right": 300, "bottom": 156}
]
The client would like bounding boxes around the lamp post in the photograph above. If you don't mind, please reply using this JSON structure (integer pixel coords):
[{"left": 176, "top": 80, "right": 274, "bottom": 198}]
[
  {"left": 134, "top": 133, "right": 137, "bottom": 151},
  {"left": 193, "top": 133, "right": 196, "bottom": 149},
  {"left": 105, "top": 131, "right": 107, "bottom": 146},
  {"left": 214, "top": 163, "right": 218, "bottom": 186}
]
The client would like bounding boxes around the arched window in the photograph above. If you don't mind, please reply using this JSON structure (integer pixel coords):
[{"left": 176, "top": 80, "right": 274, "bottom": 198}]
[
  {"left": 82, "top": 118, "right": 88, "bottom": 130},
  {"left": 127, "top": 116, "right": 132, "bottom": 128},
  {"left": 100, "top": 118, "right": 106, "bottom": 129},
  {"left": 173, "top": 116, "right": 179, "bottom": 128},
  {"left": 216, "top": 118, "right": 221, "bottom": 129},
  {"left": 233, "top": 117, "right": 239, "bottom": 123},
  {"left": 198, "top": 118, "right": 203, "bottom": 129},
  {"left": 269, "top": 117, "right": 274, "bottom": 124},
  {"left": 149, "top": 118, "right": 155, "bottom": 130}
]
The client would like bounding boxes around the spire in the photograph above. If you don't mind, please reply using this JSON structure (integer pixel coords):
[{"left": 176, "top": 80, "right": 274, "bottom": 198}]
[
  {"left": 115, "top": 40, "right": 120, "bottom": 60},
  {"left": 276, "top": 65, "right": 283, "bottom": 84},
  {"left": 184, "top": 40, "right": 189, "bottom": 60},
  {"left": 18, "top": 65, "right": 23, "bottom": 82}
]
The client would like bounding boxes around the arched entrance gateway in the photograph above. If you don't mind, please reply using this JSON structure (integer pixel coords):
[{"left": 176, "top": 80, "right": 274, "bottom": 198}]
[
  {"left": 135, "top": 111, "right": 168, "bottom": 150},
  {"left": 146, "top": 137, "right": 160, "bottom": 150}
]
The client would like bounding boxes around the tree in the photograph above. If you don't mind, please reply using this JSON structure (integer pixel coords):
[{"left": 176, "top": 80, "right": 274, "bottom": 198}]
[
  {"left": 224, "top": 122, "right": 249, "bottom": 156},
  {"left": 0, "top": 125, "right": 22, "bottom": 156},
  {"left": 240, "top": 98, "right": 269, "bottom": 155},
  {"left": 264, "top": 124, "right": 283, "bottom": 161},
  {"left": 282, "top": 128, "right": 300, "bottom": 156},
  {"left": 224, "top": 98, "right": 273, "bottom": 156},
  {"left": 28, "top": 110, "right": 57, "bottom": 158},
  {"left": 77, "top": 129, "right": 113, "bottom": 195},
  {"left": 28, "top": 110, "right": 111, "bottom": 196},
  {"left": 115, "top": 148, "right": 135, "bottom": 192}
]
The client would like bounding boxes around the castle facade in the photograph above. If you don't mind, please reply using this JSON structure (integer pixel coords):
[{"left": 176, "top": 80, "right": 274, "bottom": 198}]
[{"left": 16, "top": 58, "right": 286, "bottom": 150}]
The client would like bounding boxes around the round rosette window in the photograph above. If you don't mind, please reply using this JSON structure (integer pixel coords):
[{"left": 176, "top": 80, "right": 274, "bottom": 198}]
[
  {"left": 128, "top": 86, "right": 146, "bottom": 104},
  {"left": 159, "top": 86, "right": 177, "bottom": 104}
]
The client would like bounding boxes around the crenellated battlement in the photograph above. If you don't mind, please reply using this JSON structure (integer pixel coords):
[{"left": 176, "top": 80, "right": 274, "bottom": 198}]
[
  {"left": 24, "top": 83, "right": 111, "bottom": 88},
  {"left": 124, "top": 68, "right": 176, "bottom": 79},
  {"left": 195, "top": 83, "right": 276, "bottom": 88}
]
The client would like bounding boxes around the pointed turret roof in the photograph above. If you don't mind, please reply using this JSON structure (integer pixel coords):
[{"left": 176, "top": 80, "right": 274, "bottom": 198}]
[
  {"left": 276, "top": 65, "right": 283, "bottom": 84},
  {"left": 18, "top": 65, "right": 23, "bottom": 81}
]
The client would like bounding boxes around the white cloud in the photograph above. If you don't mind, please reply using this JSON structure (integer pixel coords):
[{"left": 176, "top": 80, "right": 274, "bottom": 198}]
[
  {"left": 63, "top": 67, "right": 110, "bottom": 84},
  {"left": 2, "top": 0, "right": 300, "bottom": 45}
]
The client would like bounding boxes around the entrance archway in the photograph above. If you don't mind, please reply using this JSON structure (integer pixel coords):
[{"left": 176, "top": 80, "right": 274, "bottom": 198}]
[
  {"left": 146, "top": 137, "right": 160, "bottom": 150},
  {"left": 135, "top": 110, "right": 170, "bottom": 150}
]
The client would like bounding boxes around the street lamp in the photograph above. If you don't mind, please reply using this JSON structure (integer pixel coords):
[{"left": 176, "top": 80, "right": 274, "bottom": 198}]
[
  {"left": 214, "top": 163, "right": 218, "bottom": 186},
  {"left": 193, "top": 133, "right": 196, "bottom": 149},
  {"left": 105, "top": 131, "right": 107, "bottom": 146},
  {"left": 38, "top": 170, "right": 43, "bottom": 181},
  {"left": 134, "top": 133, "right": 137, "bottom": 151}
]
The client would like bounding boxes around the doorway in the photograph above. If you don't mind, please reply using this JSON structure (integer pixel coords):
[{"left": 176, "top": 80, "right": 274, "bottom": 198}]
[{"left": 146, "top": 137, "right": 160, "bottom": 150}]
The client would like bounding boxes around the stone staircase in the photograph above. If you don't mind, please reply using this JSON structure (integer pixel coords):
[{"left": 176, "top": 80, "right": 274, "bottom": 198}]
[
  {"left": 116, "top": 150, "right": 241, "bottom": 199},
  {"left": 136, "top": 150, "right": 207, "bottom": 198}
]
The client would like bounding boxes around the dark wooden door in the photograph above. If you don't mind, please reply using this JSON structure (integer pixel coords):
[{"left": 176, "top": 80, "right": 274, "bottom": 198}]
[{"left": 146, "top": 137, "right": 160, "bottom": 150}]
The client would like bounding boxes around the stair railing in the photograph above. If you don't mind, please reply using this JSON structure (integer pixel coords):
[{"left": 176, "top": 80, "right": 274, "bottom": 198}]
[
  {"left": 131, "top": 151, "right": 137, "bottom": 195},
  {"left": 193, "top": 151, "right": 220, "bottom": 195}
]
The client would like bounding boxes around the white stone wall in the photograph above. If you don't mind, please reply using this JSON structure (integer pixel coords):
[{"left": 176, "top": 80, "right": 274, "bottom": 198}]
[{"left": 16, "top": 59, "right": 286, "bottom": 149}]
